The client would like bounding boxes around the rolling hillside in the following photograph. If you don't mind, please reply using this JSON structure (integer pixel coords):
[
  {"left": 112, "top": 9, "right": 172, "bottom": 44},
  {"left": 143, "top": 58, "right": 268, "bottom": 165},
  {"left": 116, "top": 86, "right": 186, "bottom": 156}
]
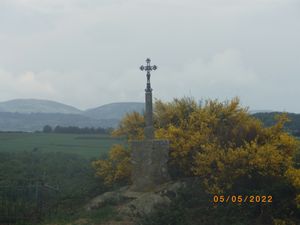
[
  {"left": 253, "top": 112, "right": 300, "bottom": 136},
  {"left": 1, "top": 99, "right": 300, "bottom": 134},
  {"left": 0, "top": 99, "right": 144, "bottom": 131},
  {"left": 0, "top": 99, "right": 82, "bottom": 114},
  {"left": 84, "top": 102, "right": 144, "bottom": 120}
]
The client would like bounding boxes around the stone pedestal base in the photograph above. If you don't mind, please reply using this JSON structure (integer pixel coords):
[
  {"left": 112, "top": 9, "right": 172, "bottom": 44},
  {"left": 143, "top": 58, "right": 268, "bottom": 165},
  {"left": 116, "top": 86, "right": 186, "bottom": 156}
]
[{"left": 130, "top": 139, "right": 170, "bottom": 192}]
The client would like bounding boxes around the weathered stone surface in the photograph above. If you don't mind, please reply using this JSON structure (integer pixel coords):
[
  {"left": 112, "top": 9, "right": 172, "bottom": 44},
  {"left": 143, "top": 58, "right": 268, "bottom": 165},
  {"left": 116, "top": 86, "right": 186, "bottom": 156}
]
[
  {"left": 85, "top": 189, "right": 126, "bottom": 211},
  {"left": 85, "top": 180, "right": 188, "bottom": 218},
  {"left": 144, "top": 125, "right": 154, "bottom": 140},
  {"left": 130, "top": 139, "right": 170, "bottom": 192},
  {"left": 144, "top": 91, "right": 154, "bottom": 139},
  {"left": 119, "top": 193, "right": 171, "bottom": 217}
]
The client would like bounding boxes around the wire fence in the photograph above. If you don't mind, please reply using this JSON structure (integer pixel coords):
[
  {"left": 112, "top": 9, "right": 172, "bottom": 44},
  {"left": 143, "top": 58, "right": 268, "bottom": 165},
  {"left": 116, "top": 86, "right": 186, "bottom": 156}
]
[{"left": 0, "top": 183, "right": 60, "bottom": 224}]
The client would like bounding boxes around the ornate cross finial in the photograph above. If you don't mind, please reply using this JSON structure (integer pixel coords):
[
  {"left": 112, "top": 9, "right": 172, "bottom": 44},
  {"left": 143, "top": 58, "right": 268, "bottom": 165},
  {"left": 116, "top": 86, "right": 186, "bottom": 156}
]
[{"left": 140, "top": 58, "right": 157, "bottom": 92}]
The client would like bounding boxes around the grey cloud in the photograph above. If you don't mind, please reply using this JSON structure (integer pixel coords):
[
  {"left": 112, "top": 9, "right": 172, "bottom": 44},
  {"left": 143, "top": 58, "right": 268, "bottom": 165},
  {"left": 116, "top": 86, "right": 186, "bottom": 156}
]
[{"left": 0, "top": 0, "right": 299, "bottom": 112}]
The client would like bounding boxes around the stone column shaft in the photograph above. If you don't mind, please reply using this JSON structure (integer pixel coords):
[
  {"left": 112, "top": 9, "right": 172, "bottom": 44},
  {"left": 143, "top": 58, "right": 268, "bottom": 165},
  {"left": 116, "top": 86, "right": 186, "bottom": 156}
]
[{"left": 145, "top": 90, "right": 154, "bottom": 139}]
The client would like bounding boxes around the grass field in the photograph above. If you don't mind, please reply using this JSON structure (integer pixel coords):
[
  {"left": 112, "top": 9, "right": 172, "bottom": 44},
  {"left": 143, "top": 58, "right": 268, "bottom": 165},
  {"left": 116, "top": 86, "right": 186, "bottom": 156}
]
[{"left": 0, "top": 132, "right": 126, "bottom": 159}]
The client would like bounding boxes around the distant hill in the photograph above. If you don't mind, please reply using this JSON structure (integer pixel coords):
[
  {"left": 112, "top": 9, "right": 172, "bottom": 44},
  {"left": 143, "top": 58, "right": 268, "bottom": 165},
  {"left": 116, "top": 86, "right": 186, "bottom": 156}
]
[
  {"left": 249, "top": 110, "right": 274, "bottom": 114},
  {"left": 0, "top": 99, "right": 82, "bottom": 114},
  {"left": 0, "top": 99, "right": 144, "bottom": 131},
  {"left": 253, "top": 112, "right": 300, "bottom": 137},
  {"left": 84, "top": 102, "right": 144, "bottom": 120},
  {"left": 0, "top": 99, "right": 299, "bottom": 134}
]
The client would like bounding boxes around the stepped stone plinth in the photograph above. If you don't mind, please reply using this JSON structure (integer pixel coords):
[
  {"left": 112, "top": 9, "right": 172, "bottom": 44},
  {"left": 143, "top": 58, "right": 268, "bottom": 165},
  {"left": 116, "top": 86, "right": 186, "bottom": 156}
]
[{"left": 130, "top": 139, "right": 170, "bottom": 191}]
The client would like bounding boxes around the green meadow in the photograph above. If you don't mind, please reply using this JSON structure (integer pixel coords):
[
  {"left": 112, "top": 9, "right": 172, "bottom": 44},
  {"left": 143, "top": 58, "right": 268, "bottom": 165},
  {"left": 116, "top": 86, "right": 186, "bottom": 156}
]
[{"left": 0, "top": 132, "right": 126, "bottom": 159}]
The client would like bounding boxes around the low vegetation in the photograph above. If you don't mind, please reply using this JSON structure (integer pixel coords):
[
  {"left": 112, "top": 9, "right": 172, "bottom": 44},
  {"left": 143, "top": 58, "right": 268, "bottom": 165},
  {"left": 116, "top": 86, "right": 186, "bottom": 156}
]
[
  {"left": 0, "top": 133, "right": 125, "bottom": 224},
  {"left": 0, "top": 151, "right": 105, "bottom": 200}
]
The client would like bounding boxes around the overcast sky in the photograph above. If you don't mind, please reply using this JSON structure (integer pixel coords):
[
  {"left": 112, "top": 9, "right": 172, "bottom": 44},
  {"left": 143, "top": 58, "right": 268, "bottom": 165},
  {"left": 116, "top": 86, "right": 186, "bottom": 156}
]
[{"left": 0, "top": 0, "right": 299, "bottom": 112}]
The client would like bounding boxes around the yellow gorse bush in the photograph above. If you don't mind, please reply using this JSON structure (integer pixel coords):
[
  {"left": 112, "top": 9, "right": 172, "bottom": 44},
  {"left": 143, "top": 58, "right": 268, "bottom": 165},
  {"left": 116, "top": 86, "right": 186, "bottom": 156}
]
[
  {"left": 93, "top": 97, "right": 300, "bottom": 207},
  {"left": 92, "top": 144, "right": 131, "bottom": 186}
]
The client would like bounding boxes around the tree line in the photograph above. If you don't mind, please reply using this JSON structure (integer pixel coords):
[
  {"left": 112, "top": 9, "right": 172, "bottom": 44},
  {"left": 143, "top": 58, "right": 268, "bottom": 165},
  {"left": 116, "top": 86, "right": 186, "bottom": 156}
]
[{"left": 42, "top": 125, "right": 111, "bottom": 134}]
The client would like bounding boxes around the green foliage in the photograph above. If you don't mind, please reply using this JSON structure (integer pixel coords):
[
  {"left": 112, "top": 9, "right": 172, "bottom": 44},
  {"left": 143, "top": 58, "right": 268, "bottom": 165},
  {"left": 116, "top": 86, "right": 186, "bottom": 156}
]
[
  {"left": 138, "top": 180, "right": 300, "bottom": 225},
  {"left": 42, "top": 125, "right": 52, "bottom": 133},
  {"left": 0, "top": 151, "right": 108, "bottom": 223},
  {"left": 40, "top": 206, "right": 116, "bottom": 225},
  {"left": 40, "top": 206, "right": 117, "bottom": 225},
  {"left": 138, "top": 181, "right": 256, "bottom": 225},
  {"left": 0, "top": 151, "right": 105, "bottom": 198}
]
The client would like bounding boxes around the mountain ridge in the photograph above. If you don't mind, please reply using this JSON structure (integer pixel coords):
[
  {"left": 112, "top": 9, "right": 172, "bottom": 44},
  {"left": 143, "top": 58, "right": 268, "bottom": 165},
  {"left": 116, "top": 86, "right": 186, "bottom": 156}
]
[
  {"left": 84, "top": 102, "right": 144, "bottom": 120},
  {"left": 0, "top": 98, "right": 299, "bottom": 133},
  {"left": 0, "top": 99, "right": 144, "bottom": 131},
  {"left": 0, "top": 99, "right": 144, "bottom": 115},
  {"left": 0, "top": 99, "right": 82, "bottom": 114}
]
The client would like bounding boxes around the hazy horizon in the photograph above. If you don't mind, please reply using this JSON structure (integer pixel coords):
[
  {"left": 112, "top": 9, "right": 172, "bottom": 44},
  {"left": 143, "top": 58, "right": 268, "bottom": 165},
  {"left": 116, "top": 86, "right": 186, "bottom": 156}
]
[
  {"left": 1, "top": 0, "right": 299, "bottom": 112},
  {"left": 0, "top": 97, "right": 282, "bottom": 113},
  {"left": 0, "top": 97, "right": 145, "bottom": 111}
]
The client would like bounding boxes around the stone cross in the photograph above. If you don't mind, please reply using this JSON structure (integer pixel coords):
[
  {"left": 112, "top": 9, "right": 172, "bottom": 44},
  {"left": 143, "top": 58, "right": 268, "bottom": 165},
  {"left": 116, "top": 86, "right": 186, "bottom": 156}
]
[
  {"left": 130, "top": 58, "right": 169, "bottom": 191},
  {"left": 140, "top": 58, "right": 157, "bottom": 139}
]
